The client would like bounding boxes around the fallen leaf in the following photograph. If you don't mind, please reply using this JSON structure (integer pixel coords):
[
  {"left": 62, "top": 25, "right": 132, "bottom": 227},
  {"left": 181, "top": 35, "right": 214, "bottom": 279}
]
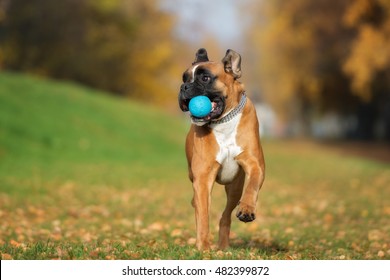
[
  {"left": 148, "top": 222, "right": 164, "bottom": 231},
  {"left": 187, "top": 237, "right": 196, "bottom": 245},
  {"left": 170, "top": 229, "right": 182, "bottom": 237},
  {"left": 377, "top": 251, "right": 385, "bottom": 258},
  {"left": 10, "top": 240, "right": 21, "bottom": 247},
  {"left": 2, "top": 253, "right": 13, "bottom": 260},
  {"left": 323, "top": 213, "right": 333, "bottom": 223},
  {"left": 285, "top": 227, "right": 294, "bottom": 234},
  {"left": 368, "top": 230, "right": 383, "bottom": 241}
]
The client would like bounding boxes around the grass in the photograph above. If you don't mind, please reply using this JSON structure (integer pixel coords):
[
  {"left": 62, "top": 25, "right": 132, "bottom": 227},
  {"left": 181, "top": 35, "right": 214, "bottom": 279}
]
[{"left": 0, "top": 71, "right": 389, "bottom": 260}]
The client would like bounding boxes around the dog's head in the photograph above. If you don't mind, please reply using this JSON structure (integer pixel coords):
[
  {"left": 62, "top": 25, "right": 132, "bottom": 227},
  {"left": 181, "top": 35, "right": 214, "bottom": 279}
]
[{"left": 178, "top": 48, "right": 244, "bottom": 125}]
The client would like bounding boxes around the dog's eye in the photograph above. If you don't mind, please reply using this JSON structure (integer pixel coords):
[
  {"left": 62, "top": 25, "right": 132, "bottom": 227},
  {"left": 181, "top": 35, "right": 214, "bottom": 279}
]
[{"left": 201, "top": 75, "right": 210, "bottom": 83}]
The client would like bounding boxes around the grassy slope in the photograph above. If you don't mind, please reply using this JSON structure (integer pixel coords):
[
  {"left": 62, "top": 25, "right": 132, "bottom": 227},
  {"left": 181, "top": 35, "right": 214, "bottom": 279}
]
[
  {"left": 0, "top": 72, "right": 187, "bottom": 192},
  {"left": 0, "top": 72, "right": 389, "bottom": 260}
]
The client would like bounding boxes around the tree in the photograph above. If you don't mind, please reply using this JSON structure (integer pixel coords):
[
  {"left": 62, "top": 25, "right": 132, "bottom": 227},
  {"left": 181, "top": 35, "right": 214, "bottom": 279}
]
[
  {"left": 0, "top": 0, "right": 183, "bottom": 104},
  {"left": 342, "top": 0, "right": 390, "bottom": 140},
  {"left": 245, "top": 0, "right": 390, "bottom": 140},
  {"left": 343, "top": 0, "right": 390, "bottom": 100}
]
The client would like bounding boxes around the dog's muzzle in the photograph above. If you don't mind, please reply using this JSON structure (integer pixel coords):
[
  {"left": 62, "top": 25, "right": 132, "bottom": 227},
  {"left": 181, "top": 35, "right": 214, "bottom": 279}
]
[{"left": 178, "top": 85, "right": 225, "bottom": 124}]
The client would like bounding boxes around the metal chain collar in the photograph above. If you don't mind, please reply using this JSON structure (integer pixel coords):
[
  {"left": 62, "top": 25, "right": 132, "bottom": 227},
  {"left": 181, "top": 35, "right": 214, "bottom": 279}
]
[{"left": 209, "top": 92, "right": 246, "bottom": 125}]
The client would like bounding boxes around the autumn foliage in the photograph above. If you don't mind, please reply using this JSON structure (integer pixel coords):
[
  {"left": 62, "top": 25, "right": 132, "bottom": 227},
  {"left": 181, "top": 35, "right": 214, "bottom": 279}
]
[
  {"left": 1, "top": 0, "right": 389, "bottom": 139},
  {"left": 343, "top": 0, "right": 390, "bottom": 100},
  {"left": 247, "top": 0, "right": 390, "bottom": 139},
  {"left": 0, "top": 0, "right": 185, "bottom": 104}
]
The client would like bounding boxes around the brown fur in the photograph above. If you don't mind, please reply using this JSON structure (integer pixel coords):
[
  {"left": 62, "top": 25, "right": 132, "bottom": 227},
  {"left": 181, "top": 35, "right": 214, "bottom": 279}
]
[{"left": 181, "top": 50, "right": 265, "bottom": 250}]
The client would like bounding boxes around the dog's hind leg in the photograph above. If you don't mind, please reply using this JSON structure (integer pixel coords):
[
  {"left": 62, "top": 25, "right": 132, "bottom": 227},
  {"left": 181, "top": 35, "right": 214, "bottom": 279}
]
[{"left": 218, "top": 168, "right": 245, "bottom": 249}]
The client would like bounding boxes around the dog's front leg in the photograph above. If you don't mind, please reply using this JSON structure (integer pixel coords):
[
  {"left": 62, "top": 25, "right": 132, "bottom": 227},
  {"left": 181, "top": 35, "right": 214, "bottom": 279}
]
[
  {"left": 235, "top": 153, "right": 265, "bottom": 223},
  {"left": 192, "top": 180, "right": 212, "bottom": 250},
  {"left": 191, "top": 162, "right": 220, "bottom": 250}
]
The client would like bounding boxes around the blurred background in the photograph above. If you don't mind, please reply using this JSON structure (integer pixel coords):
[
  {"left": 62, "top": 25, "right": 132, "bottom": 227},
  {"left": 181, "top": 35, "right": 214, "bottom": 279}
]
[
  {"left": 1, "top": 0, "right": 390, "bottom": 141},
  {"left": 1, "top": 0, "right": 390, "bottom": 261}
]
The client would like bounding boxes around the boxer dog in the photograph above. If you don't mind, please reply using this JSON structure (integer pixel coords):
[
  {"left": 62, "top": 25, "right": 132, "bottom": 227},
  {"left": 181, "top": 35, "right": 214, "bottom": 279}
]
[{"left": 178, "top": 48, "right": 265, "bottom": 250}]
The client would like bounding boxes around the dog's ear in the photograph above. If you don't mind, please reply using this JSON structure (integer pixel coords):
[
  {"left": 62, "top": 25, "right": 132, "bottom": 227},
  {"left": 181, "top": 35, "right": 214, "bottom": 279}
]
[
  {"left": 222, "top": 49, "right": 241, "bottom": 79},
  {"left": 193, "top": 48, "right": 209, "bottom": 64}
]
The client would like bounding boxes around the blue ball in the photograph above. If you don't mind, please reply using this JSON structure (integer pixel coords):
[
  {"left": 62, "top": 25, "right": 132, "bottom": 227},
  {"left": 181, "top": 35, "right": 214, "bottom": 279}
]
[{"left": 189, "top": 96, "right": 212, "bottom": 118}]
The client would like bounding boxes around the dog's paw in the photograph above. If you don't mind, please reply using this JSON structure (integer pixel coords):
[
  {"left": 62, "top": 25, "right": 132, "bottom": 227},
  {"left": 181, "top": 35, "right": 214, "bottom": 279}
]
[{"left": 236, "top": 202, "right": 256, "bottom": 223}]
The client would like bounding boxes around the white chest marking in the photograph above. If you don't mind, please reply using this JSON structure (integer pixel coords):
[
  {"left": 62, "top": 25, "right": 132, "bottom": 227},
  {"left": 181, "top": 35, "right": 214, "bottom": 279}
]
[{"left": 210, "top": 114, "right": 243, "bottom": 184}]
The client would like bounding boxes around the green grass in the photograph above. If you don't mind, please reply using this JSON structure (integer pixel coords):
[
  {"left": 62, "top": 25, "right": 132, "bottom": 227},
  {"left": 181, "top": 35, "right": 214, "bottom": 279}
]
[
  {"left": 0, "top": 71, "right": 389, "bottom": 260},
  {"left": 0, "top": 72, "right": 187, "bottom": 188}
]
